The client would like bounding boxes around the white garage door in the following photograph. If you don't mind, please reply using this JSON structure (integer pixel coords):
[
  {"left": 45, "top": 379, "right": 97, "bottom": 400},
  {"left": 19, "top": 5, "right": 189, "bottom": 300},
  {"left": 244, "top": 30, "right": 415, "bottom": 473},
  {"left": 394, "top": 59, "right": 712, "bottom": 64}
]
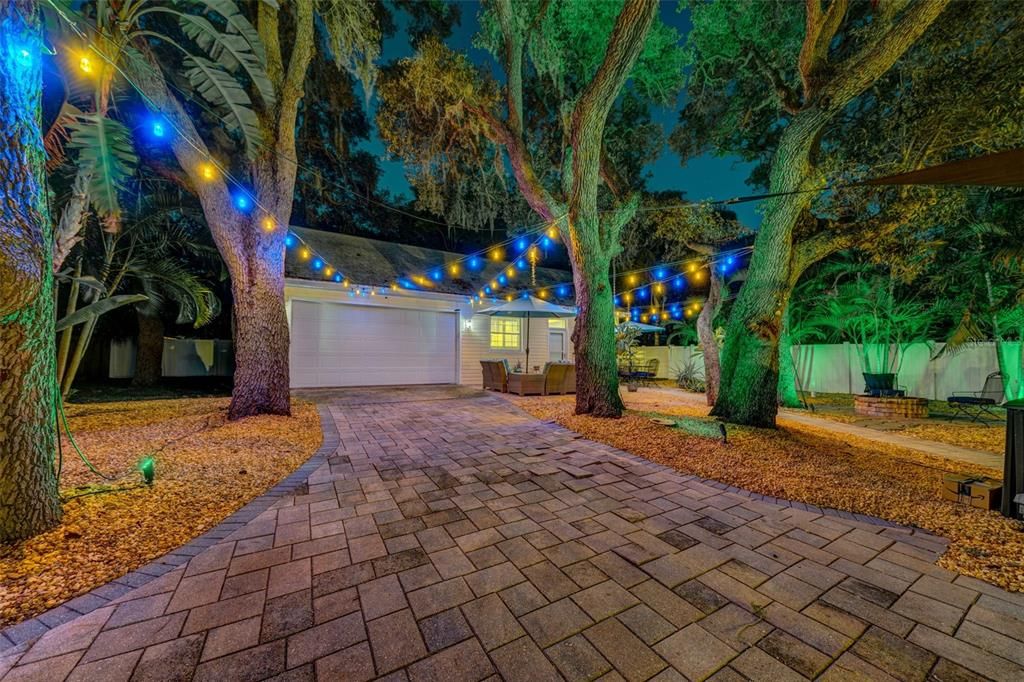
[{"left": 289, "top": 300, "right": 458, "bottom": 388}]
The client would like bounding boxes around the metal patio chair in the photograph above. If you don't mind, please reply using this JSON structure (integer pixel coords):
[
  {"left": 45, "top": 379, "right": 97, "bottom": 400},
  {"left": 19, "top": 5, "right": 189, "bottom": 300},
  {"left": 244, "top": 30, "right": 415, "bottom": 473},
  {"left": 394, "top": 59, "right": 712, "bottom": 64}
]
[{"left": 947, "top": 371, "right": 1005, "bottom": 424}]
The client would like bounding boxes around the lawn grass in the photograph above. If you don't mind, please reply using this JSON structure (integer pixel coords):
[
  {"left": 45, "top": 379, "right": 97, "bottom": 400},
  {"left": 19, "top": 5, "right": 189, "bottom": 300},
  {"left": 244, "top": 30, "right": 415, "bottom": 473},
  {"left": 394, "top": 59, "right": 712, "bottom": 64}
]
[
  {"left": 0, "top": 396, "right": 321, "bottom": 628},
  {"left": 508, "top": 389, "right": 1024, "bottom": 593}
]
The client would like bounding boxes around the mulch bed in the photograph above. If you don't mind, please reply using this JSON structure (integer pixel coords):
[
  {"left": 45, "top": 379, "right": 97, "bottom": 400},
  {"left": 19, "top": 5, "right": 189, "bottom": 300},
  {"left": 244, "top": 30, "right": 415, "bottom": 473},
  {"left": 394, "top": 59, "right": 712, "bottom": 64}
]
[
  {"left": 0, "top": 397, "right": 321, "bottom": 628},
  {"left": 509, "top": 391, "right": 1024, "bottom": 593}
]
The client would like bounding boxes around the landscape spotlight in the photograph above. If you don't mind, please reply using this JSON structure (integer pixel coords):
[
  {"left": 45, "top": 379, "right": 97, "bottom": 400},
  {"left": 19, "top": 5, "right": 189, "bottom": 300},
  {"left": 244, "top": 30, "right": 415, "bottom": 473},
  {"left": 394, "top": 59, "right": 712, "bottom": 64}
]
[{"left": 139, "top": 456, "right": 155, "bottom": 485}]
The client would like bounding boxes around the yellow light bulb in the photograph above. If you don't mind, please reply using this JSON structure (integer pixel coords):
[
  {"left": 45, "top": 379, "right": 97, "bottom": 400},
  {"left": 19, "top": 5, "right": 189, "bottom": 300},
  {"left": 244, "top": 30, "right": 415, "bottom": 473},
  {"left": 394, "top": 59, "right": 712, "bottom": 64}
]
[
  {"left": 694, "top": 271, "right": 704, "bottom": 281},
  {"left": 654, "top": 283, "right": 664, "bottom": 294},
  {"left": 547, "top": 226, "right": 558, "bottom": 239},
  {"left": 449, "top": 264, "right": 459, "bottom": 275},
  {"left": 687, "top": 262, "right": 697, "bottom": 273},
  {"left": 261, "top": 216, "right": 275, "bottom": 232},
  {"left": 299, "top": 247, "right": 310, "bottom": 260},
  {"left": 79, "top": 55, "right": 93, "bottom": 74},
  {"left": 489, "top": 280, "right": 498, "bottom": 289},
  {"left": 343, "top": 279, "right": 350, "bottom": 287},
  {"left": 199, "top": 163, "right": 216, "bottom": 180},
  {"left": 506, "top": 268, "right": 515, "bottom": 278},
  {"left": 539, "top": 290, "right": 548, "bottom": 299},
  {"left": 324, "top": 267, "right": 334, "bottom": 277},
  {"left": 624, "top": 293, "right": 632, "bottom": 304},
  {"left": 641, "top": 314, "right": 648, "bottom": 322},
  {"left": 490, "top": 248, "right": 503, "bottom": 261},
  {"left": 506, "top": 295, "right": 512, "bottom": 301},
  {"left": 627, "top": 274, "right": 637, "bottom": 285}
]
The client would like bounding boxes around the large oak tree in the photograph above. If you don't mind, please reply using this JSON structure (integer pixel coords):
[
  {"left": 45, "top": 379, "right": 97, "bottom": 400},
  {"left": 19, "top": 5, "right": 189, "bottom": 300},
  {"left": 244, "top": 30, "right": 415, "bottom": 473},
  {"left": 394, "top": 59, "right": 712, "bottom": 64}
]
[
  {"left": 0, "top": 1, "right": 61, "bottom": 541},
  {"left": 674, "top": 0, "right": 950, "bottom": 426},
  {"left": 378, "top": 0, "right": 684, "bottom": 416}
]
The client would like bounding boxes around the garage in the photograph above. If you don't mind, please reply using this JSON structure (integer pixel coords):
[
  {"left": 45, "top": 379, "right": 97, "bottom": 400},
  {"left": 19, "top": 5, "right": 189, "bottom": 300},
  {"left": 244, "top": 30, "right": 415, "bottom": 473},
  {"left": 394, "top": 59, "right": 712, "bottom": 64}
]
[{"left": 289, "top": 300, "right": 458, "bottom": 388}]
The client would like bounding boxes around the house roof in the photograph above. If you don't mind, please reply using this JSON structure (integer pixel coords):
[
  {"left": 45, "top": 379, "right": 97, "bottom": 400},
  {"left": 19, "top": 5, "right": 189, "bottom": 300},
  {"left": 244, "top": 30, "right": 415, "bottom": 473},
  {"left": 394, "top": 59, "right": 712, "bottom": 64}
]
[{"left": 285, "top": 227, "right": 574, "bottom": 300}]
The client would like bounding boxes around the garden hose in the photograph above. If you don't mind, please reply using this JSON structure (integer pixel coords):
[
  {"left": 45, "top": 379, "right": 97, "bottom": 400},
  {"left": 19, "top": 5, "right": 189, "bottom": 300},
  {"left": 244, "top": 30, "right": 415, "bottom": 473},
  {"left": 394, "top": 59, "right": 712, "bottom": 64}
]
[{"left": 54, "top": 381, "right": 116, "bottom": 482}]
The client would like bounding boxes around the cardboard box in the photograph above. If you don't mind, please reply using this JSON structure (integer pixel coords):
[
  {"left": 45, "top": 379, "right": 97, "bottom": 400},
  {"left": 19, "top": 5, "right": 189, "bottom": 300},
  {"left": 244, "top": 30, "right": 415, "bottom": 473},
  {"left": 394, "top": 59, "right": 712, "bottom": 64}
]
[{"left": 941, "top": 474, "right": 1002, "bottom": 510}]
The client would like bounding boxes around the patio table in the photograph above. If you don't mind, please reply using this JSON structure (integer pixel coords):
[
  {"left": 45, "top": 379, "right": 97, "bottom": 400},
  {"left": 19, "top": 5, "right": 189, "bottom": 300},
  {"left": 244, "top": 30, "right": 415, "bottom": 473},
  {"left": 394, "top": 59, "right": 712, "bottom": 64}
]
[{"left": 508, "top": 372, "right": 546, "bottom": 396}]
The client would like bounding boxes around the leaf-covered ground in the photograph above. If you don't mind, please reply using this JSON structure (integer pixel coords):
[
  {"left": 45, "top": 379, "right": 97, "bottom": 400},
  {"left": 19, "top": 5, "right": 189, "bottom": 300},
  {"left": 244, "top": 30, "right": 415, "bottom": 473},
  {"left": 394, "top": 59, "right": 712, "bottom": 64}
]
[
  {"left": 509, "top": 390, "right": 1024, "bottom": 593},
  {"left": 0, "top": 397, "right": 321, "bottom": 628}
]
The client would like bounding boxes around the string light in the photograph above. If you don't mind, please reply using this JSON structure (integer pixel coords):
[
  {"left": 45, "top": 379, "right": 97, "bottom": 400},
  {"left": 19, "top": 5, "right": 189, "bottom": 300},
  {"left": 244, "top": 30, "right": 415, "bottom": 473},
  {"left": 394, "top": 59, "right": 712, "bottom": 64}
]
[
  {"left": 199, "top": 163, "right": 216, "bottom": 180},
  {"left": 262, "top": 216, "right": 275, "bottom": 232},
  {"left": 79, "top": 54, "right": 93, "bottom": 73},
  {"left": 299, "top": 247, "right": 310, "bottom": 261}
]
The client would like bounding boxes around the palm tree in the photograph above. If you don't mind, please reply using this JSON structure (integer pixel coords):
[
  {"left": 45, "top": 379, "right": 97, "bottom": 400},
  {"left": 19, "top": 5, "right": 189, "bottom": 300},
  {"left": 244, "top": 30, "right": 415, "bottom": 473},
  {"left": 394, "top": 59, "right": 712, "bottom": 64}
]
[
  {"left": 927, "top": 216, "right": 1024, "bottom": 401},
  {"left": 47, "top": 0, "right": 380, "bottom": 418},
  {"left": 56, "top": 184, "right": 220, "bottom": 396}
]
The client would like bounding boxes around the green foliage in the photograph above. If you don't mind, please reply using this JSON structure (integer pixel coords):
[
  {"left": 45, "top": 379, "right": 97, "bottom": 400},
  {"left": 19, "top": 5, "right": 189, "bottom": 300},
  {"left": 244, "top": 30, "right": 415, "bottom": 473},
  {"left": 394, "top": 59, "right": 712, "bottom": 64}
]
[
  {"left": 176, "top": 10, "right": 275, "bottom": 104},
  {"left": 673, "top": 359, "right": 705, "bottom": 392},
  {"left": 804, "top": 265, "right": 932, "bottom": 375},
  {"left": 318, "top": 0, "right": 381, "bottom": 101},
  {"left": 478, "top": 0, "right": 686, "bottom": 105},
  {"left": 181, "top": 54, "right": 262, "bottom": 153},
  {"left": 665, "top": 320, "right": 697, "bottom": 347},
  {"left": 377, "top": 38, "right": 501, "bottom": 220}
]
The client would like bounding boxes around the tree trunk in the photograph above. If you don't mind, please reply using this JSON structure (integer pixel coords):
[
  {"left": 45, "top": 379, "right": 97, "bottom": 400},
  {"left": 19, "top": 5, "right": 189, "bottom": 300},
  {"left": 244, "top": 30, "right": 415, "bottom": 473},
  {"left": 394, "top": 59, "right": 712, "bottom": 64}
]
[
  {"left": 711, "top": 117, "right": 820, "bottom": 427},
  {"left": 226, "top": 239, "right": 290, "bottom": 419},
  {"left": 570, "top": 250, "right": 624, "bottom": 417},
  {"left": 696, "top": 272, "right": 722, "bottom": 405},
  {"left": 0, "top": 4, "right": 62, "bottom": 541},
  {"left": 133, "top": 309, "right": 164, "bottom": 387}
]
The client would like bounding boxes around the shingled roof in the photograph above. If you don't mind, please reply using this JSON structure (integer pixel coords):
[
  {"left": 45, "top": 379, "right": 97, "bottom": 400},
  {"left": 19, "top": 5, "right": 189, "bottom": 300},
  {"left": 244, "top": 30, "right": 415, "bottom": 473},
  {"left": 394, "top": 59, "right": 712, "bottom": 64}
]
[{"left": 285, "top": 227, "right": 573, "bottom": 300}]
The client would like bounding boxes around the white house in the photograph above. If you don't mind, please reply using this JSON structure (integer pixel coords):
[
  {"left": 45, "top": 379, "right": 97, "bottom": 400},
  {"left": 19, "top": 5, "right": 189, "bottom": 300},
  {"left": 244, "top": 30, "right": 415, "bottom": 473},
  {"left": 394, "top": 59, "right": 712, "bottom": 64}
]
[{"left": 283, "top": 228, "right": 575, "bottom": 389}]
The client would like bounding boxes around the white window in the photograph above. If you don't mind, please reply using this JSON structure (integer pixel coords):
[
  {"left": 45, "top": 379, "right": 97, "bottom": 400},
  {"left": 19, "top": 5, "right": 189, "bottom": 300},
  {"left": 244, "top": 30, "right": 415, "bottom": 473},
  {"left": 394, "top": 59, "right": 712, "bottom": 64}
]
[
  {"left": 548, "top": 319, "right": 567, "bottom": 329},
  {"left": 490, "top": 318, "right": 521, "bottom": 349}
]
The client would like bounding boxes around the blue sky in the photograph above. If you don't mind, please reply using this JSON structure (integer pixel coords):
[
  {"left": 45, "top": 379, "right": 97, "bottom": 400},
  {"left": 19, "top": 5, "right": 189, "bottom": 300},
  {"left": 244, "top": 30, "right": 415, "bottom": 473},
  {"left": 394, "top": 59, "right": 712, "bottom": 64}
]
[{"left": 360, "top": 1, "right": 761, "bottom": 228}]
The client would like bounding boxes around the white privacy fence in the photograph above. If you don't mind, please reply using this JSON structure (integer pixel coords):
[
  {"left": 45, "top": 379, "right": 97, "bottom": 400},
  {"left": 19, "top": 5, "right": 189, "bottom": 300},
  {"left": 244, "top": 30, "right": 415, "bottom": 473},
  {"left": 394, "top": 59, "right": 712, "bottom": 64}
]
[
  {"left": 109, "top": 338, "right": 235, "bottom": 378},
  {"left": 637, "top": 342, "right": 1022, "bottom": 400}
]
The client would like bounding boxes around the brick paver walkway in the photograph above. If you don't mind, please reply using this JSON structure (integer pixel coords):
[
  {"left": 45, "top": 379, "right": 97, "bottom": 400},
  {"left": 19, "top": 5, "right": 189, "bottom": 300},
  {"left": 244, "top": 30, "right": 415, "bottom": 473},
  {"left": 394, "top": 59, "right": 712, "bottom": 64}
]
[{"left": 3, "top": 387, "right": 1023, "bottom": 681}]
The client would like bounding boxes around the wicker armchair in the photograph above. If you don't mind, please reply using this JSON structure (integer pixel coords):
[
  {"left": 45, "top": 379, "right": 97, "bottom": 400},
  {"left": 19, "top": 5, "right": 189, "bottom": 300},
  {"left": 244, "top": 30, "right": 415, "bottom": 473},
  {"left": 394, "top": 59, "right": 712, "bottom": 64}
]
[
  {"left": 544, "top": 362, "right": 576, "bottom": 395},
  {"left": 480, "top": 359, "right": 509, "bottom": 393}
]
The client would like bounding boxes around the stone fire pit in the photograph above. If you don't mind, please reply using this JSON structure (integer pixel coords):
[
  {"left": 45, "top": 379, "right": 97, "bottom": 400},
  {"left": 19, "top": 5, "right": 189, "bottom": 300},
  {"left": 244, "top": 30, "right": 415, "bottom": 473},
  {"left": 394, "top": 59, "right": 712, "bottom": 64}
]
[{"left": 854, "top": 394, "right": 929, "bottom": 419}]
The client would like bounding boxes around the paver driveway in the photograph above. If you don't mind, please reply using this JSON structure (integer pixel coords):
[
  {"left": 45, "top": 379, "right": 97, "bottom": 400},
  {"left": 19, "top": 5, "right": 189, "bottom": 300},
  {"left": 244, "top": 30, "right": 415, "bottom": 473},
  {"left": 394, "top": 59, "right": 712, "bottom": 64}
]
[{"left": 3, "top": 386, "right": 1023, "bottom": 681}]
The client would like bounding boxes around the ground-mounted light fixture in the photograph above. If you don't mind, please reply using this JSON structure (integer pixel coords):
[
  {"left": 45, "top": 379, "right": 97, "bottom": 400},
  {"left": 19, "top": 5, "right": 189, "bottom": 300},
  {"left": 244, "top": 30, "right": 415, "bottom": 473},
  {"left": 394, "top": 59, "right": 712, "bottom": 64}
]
[{"left": 139, "top": 456, "right": 156, "bottom": 485}]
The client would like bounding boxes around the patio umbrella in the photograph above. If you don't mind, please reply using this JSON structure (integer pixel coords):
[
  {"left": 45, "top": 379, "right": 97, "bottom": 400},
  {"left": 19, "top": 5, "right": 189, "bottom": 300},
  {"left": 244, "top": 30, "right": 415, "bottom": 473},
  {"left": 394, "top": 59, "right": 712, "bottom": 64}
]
[
  {"left": 617, "top": 321, "right": 665, "bottom": 333},
  {"left": 479, "top": 296, "right": 576, "bottom": 370}
]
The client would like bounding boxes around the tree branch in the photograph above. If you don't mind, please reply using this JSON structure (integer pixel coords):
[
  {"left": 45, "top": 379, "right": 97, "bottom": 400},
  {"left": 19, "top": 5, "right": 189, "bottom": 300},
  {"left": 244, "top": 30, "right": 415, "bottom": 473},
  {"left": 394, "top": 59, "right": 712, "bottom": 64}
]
[
  {"left": 568, "top": 0, "right": 657, "bottom": 249},
  {"left": 797, "top": 0, "right": 848, "bottom": 103},
  {"left": 817, "top": 0, "right": 950, "bottom": 115}
]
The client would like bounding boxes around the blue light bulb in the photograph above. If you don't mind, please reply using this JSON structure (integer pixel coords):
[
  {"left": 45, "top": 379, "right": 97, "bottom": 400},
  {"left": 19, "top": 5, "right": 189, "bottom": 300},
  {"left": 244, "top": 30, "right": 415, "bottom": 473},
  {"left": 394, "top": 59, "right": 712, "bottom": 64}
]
[
  {"left": 498, "top": 274, "right": 507, "bottom": 285},
  {"left": 431, "top": 270, "right": 442, "bottom": 281},
  {"left": 541, "top": 237, "right": 551, "bottom": 248},
  {"left": 517, "top": 259, "right": 526, "bottom": 269},
  {"left": 516, "top": 238, "right": 527, "bottom": 251},
  {"left": 15, "top": 47, "right": 31, "bottom": 67},
  {"left": 312, "top": 258, "right": 323, "bottom": 270},
  {"left": 285, "top": 235, "right": 295, "bottom": 247},
  {"left": 333, "top": 273, "right": 342, "bottom": 282},
  {"left": 726, "top": 256, "right": 735, "bottom": 265},
  {"left": 655, "top": 268, "right": 665, "bottom": 279},
  {"left": 484, "top": 286, "right": 492, "bottom": 294},
  {"left": 235, "top": 195, "right": 250, "bottom": 211},
  {"left": 152, "top": 121, "right": 165, "bottom": 138},
  {"left": 557, "top": 286, "right": 568, "bottom": 297},
  {"left": 469, "top": 256, "right": 480, "bottom": 269},
  {"left": 521, "top": 292, "right": 529, "bottom": 299}
]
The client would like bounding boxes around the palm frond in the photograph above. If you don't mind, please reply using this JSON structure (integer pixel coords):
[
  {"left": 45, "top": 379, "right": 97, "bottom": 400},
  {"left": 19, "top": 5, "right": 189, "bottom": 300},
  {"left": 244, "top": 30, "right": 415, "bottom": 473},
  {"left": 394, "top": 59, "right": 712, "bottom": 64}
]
[
  {"left": 182, "top": 55, "right": 262, "bottom": 156},
  {"left": 176, "top": 11, "right": 275, "bottom": 105},
  {"left": 66, "top": 113, "right": 138, "bottom": 229}
]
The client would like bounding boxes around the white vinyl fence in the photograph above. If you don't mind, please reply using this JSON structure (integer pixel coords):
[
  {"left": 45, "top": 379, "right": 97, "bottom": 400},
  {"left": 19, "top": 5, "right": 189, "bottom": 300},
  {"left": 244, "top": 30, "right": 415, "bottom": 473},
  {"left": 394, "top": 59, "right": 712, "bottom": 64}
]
[
  {"left": 638, "top": 342, "right": 1021, "bottom": 400},
  {"left": 109, "top": 338, "right": 234, "bottom": 378}
]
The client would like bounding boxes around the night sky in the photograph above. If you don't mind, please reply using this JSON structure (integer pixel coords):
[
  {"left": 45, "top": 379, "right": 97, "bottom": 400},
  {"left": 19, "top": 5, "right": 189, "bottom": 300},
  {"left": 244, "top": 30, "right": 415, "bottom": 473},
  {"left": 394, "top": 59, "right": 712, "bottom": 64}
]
[{"left": 359, "top": 1, "right": 762, "bottom": 229}]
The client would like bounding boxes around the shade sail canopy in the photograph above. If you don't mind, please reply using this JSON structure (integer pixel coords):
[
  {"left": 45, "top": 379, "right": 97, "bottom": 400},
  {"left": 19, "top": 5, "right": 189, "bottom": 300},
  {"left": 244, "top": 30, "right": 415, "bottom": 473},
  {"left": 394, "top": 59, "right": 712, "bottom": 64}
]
[
  {"left": 478, "top": 296, "right": 576, "bottom": 318},
  {"left": 857, "top": 148, "right": 1024, "bottom": 188}
]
